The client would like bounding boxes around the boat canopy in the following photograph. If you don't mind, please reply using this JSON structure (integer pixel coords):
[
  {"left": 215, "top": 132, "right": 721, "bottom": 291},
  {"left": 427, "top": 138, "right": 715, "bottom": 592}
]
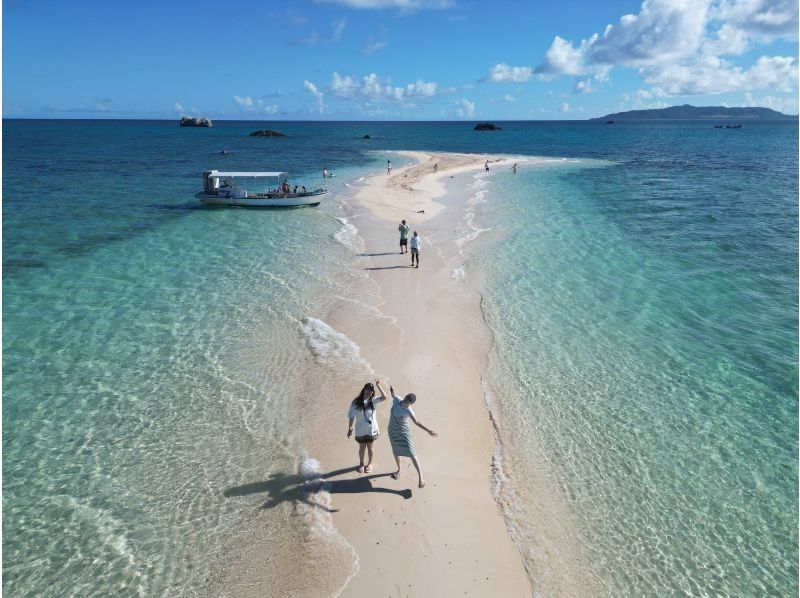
[{"left": 207, "top": 171, "right": 288, "bottom": 179}]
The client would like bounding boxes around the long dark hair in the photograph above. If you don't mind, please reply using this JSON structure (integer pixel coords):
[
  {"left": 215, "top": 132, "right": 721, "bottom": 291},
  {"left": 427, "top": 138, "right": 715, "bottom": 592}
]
[{"left": 351, "top": 383, "right": 375, "bottom": 411}]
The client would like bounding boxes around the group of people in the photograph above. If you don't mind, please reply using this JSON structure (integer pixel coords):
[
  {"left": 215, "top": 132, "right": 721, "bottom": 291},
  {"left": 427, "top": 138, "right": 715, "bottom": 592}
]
[
  {"left": 347, "top": 379, "right": 437, "bottom": 488},
  {"left": 398, "top": 219, "right": 421, "bottom": 267}
]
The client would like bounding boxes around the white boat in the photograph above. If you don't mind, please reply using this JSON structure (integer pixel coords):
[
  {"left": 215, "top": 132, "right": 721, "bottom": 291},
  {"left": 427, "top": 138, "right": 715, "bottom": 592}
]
[{"left": 196, "top": 170, "right": 329, "bottom": 207}]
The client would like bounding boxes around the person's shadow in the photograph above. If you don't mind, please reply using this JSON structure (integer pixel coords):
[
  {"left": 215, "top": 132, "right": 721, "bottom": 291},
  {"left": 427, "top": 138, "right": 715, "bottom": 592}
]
[{"left": 223, "top": 466, "right": 412, "bottom": 512}]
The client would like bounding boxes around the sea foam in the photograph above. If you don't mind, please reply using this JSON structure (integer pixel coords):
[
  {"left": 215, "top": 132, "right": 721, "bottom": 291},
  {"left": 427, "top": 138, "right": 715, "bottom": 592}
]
[
  {"left": 333, "top": 217, "right": 364, "bottom": 253},
  {"left": 299, "top": 317, "right": 374, "bottom": 376}
]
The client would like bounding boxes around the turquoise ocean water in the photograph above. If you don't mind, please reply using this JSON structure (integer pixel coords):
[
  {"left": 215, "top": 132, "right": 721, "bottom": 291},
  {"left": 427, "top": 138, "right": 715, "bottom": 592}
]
[{"left": 4, "top": 119, "right": 797, "bottom": 596}]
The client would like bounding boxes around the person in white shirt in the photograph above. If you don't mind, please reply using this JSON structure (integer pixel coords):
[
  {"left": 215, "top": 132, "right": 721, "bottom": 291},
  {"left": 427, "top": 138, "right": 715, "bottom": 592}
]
[
  {"left": 347, "top": 380, "right": 386, "bottom": 473},
  {"left": 409, "top": 231, "right": 421, "bottom": 268}
]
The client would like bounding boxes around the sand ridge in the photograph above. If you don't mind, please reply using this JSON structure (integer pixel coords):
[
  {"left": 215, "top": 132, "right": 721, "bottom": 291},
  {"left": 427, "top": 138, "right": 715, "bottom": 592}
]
[{"left": 313, "top": 152, "right": 532, "bottom": 597}]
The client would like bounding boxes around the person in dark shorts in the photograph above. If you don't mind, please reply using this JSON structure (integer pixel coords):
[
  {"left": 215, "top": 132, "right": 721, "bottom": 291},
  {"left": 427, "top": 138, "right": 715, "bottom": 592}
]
[
  {"left": 398, "top": 219, "right": 409, "bottom": 254},
  {"left": 410, "top": 231, "right": 421, "bottom": 268},
  {"left": 347, "top": 380, "right": 387, "bottom": 473}
]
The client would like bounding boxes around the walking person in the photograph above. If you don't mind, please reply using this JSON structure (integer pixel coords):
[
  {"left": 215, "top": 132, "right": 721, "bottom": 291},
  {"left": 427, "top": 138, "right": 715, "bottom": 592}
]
[
  {"left": 512, "top": 163, "right": 517, "bottom": 174},
  {"left": 387, "top": 160, "right": 392, "bottom": 175},
  {"left": 484, "top": 160, "right": 489, "bottom": 172},
  {"left": 375, "top": 380, "right": 437, "bottom": 488},
  {"left": 398, "top": 219, "right": 409, "bottom": 254},
  {"left": 410, "top": 231, "right": 421, "bottom": 268},
  {"left": 347, "top": 381, "right": 387, "bottom": 473}
]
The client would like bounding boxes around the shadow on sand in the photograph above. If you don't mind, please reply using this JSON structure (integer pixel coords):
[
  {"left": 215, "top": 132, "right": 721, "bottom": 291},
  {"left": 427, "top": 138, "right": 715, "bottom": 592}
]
[
  {"left": 364, "top": 265, "right": 415, "bottom": 271},
  {"left": 358, "top": 252, "right": 399, "bottom": 257},
  {"left": 224, "top": 466, "right": 412, "bottom": 512}
]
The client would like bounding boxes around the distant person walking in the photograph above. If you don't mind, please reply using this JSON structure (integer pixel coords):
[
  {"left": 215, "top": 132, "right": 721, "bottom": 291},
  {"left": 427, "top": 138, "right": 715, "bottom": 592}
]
[
  {"left": 484, "top": 160, "right": 490, "bottom": 172},
  {"left": 398, "top": 220, "right": 410, "bottom": 254},
  {"left": 410, "top": 231, "right": 421, "bottom": 268},
  {"left": 387, "top": 160, "right": 392, "bottom": 175},
  {"left": 347, "top": 381, "right": 386, "bottom": 473},
  {"left": 375, "top": 380, "right": 437, "bottom": 488},
  {"left": 433, "top": 163, "right": 438, "bottom": 173}
]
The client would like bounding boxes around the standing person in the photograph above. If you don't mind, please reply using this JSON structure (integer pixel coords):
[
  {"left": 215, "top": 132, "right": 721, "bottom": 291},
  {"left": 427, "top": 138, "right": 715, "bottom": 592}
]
[
  {"left": 398, "top": 219, "right": 409, "bottom": 254},
  {"left": 433, "top": 163, "right": 438, "bottom": 173},
  {"left": 375, "top": 381, "right": 437, "bottom": 488},
  {"left": 512, "top": 163, "right": 517, "bottom": 174},
  {"left": 410, "top": 231, "right": 421, "bottom": 268},
  {"left": 484, "top": 160, "right": 490, "bottom": 172},
  {"left": 323, "top": 167, "right": 329, "bottom": 179},
  {"left": 347, "top": 381, "right": 387, "bottom": 473},
  {"left": 387, "top": 160, "right": 392, "bottom": 175}
]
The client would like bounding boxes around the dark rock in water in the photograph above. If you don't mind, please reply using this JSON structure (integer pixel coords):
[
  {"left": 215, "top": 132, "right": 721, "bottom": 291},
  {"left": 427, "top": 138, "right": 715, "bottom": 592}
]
[
  {"left": 179, "top": 116, "right": 212, "bottom": 127},
  {"left": 473, "top": 122, "right": 502, "bottom": 131},
  {"left": 363, "top": 134, "right": 371, "bottom": 139},
  {"left": 606, "top": 120, "right": 615, "bottom": 124},
  {"left": 249, "top": 130, "right": 286, "bottom": 137}
]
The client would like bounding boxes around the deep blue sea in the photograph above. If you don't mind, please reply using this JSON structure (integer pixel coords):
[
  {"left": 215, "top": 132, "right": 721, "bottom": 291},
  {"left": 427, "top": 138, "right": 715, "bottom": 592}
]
[{"left": 4, "top": 119, "right": 797, "bottom": 596}]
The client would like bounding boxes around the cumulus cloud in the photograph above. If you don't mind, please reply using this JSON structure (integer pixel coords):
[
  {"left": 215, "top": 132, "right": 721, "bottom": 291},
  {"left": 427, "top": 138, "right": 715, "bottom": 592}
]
[
  {"left": 234, "top": 95, "right": 254, "bottom": 107},
  {"left": 303, "top": 80, "right": 325, "bottom": 113},
  {"left": 262, "top": 104, "right": 280, "bottom": 114},
  {"left": 534, "top": 0, "right": 799, "bottom": 97},
  {"left": 325, "top": 71, "right": 437, "bottom": 102},
  {"left": 742, "top": 91, "right": 799, "bottom": 113},
  {"left": 456, "top": 98, "right": 475, "bottom": 117},
  {"left": 485, "top": 63, "right": 533, "bottom": 82}
]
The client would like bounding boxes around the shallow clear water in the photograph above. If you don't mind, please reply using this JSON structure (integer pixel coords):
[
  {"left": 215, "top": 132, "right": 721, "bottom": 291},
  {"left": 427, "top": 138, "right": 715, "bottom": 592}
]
[{"left": 4, "top": 119, "right": 797, "bottom": 596}]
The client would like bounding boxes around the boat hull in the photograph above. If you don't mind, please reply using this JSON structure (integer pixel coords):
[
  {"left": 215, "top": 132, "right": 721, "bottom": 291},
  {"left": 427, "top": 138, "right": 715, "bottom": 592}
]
[{"left": 196, "top": 190, "right": 328, "bottom": 207}]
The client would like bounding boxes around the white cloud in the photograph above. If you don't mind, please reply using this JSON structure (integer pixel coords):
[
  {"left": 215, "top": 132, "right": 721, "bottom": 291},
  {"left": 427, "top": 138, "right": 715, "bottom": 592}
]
[
  {"left": 262, "top": 104, "right": 280, "bottom": 114},
  {"left": 503, "top": 94, "right": 516, "bottom": 102},
  {"left": 573, "top": 78, "right": 594, "bottom": 94},
  {"left": 742, "top": 91, "right": 798, "bottom": 113},
  {"left": 456, "top": 98, "right": 475, "bottom": 118},
  {"left": 486, "top": 63, "right": 533, "bottom": 82},
  {"left": 332, "top": 17, "right": 347, "bottom": 41},
  {"left": 324, "top": 71, "right": 437, "bottom": 102},
  {"left": 234, "top": 95, "right": 254, "bottom": 107},
  {"left": 174, "top": 102, "right": 184, "bottom": 113},
  {"left": 362, "top": 37, "right": 388, "bottom": 54},
  {"left": 535, "top": 0, "right": 800, "bottom": 97},
  {"left": 303, "top": 80, "right": 325, "bottom": 113},
  {"left": 645, "top": 54, "right": 798, "bottom": 94}
]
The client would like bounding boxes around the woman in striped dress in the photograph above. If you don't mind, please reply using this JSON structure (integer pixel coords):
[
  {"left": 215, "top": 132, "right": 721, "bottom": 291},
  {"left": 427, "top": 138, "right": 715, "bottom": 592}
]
[{"left": 375, "top": 380, "right": 438, "bottom": 488}]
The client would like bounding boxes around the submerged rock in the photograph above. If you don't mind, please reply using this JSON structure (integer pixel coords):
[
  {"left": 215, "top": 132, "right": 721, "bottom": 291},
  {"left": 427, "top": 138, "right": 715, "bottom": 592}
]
[
  {"left": 249, "top": 130, "right": 286, "bottom": 137},
  {"left": 363, "top": 134, "right": 371, "bottom": 139},
  {"left": 473, "top": 122, "right": 502, "bottom": 131},
  {"left": 179, "top": 116, "right": 212, "bottom": 127}
]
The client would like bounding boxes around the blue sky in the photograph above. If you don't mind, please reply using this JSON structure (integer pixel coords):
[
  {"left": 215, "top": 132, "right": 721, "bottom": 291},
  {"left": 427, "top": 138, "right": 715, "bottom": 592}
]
[{"left": 4, "top": 0, "right": 798, "bottom": 119}]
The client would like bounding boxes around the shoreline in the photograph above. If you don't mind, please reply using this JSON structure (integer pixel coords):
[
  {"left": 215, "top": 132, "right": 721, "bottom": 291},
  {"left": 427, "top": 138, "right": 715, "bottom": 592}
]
[{"left": 309, "top": 151, "right": 532, "bottom": 596}]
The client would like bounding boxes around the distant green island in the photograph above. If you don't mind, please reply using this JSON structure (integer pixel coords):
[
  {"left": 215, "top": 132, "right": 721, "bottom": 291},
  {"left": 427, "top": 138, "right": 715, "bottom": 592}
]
[{"left": 590, "top": 104, "right": 797, "bottom": 121}]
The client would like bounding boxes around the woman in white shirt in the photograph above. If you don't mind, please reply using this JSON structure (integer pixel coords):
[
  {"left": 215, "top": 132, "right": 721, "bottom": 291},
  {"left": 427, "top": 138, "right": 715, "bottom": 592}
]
[{"left": 347, "top": 380, "right": 386, "bottom": 473}]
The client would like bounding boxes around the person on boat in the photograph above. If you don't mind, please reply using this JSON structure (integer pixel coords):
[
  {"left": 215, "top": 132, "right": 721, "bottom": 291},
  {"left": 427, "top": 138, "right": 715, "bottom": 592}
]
[
  {"left": 293, "top": 185, "right": 298, "bottom": 194},
  {"left": 347, "top": 381, "right": 387, "bottom": 473},
  {"left": 410, "top": 231, "right": 421, "bottom": 268},
  {"left": 398, "top": 220, "right": 409, "bottom": 254},
  {"left": 282, "top": 180, "right": 290, "bottom": 194},
  {"left": 301, "top": 185, "right": 307, "bottom": 193},
  {"left": 375, "top": 380, "right": 437, "bottom": 488}
]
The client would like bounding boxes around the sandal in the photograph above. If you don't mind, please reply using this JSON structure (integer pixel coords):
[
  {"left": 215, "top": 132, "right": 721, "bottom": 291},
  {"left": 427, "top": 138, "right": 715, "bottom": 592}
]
[
  {"left": 364, "top": 465, "right": 372, "bottom": 473},
  {"left": 390, "top": 472, "right": 400, "bottom": 480},
  {"left": 357, "top": 465, "right": 364, "bottom": 473}
]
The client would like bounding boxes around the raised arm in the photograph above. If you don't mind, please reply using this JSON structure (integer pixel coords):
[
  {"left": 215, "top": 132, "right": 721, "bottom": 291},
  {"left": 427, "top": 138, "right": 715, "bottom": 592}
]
[
  {"left": 409, "top": 413, "right": 438, "bottom": 437},
  {"left": 375, "top": 379, "right": 389, "bottom": 401}
]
